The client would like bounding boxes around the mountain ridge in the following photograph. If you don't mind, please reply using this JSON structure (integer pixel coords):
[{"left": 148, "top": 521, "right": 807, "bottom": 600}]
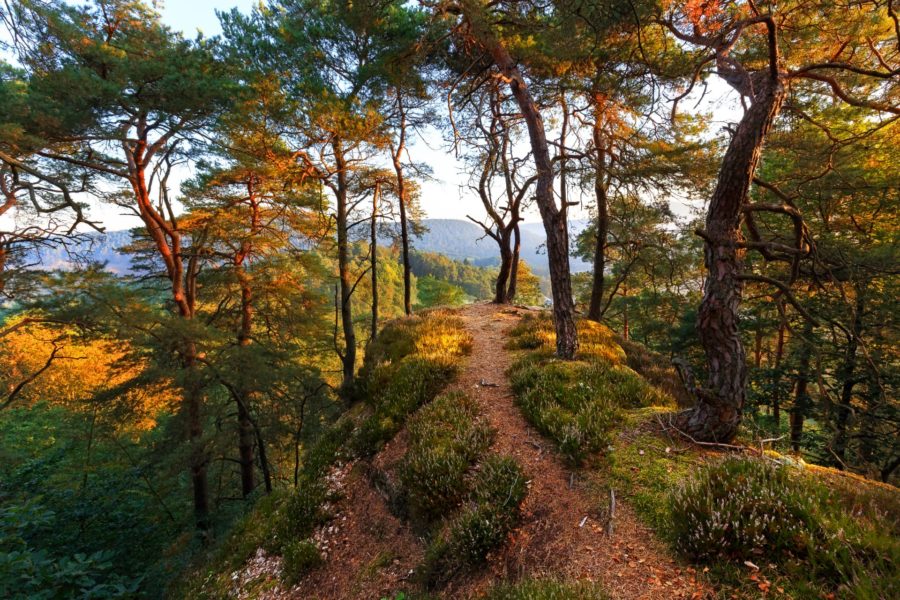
[{"left": 27, "top": 219, "right": 592, "bottom": 276}]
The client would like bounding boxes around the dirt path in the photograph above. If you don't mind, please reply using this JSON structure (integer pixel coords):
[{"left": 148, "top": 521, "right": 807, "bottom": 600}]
[{"left": 443, "top": 303, "right": 705, "bottom": 600}]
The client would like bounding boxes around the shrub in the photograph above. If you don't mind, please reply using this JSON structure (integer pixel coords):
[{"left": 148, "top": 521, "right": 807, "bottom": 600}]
[
  {"left": 276, "top": 477, "right": 330, "bottom": 544},
  {"left": 668, "top": 457, "right": 900, "bottom": 597},
  {"left": 509, "top": 359, "right": 618, "bottom": 464},
  {"left": 353, "top": 311, "right": 472, "bottom": 459},
  {"left": 303, "top": 419, "right": 354, "bottom": 479},
  {"left": 400, "top": 392, "right": 493, "bottom": 521},
  {"left": 508, "top": 313, "right": 625, "bottom": 365},
  {"left": 509, "top": 348, "right": 673, "bottom": 465},
  {"left": 669, "top": 457, "right": 817, "bottom": 561},
  {"left": 449, "top": 457, "right": 527, "bottom": 564},
  {"left": 281, "top": 539, "right": 323, "bottom": 584}
]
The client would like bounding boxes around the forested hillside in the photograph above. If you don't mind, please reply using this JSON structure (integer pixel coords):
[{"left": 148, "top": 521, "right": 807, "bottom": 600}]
[{"left": 0, "top": 0, "right": 897, "bottom": 598}]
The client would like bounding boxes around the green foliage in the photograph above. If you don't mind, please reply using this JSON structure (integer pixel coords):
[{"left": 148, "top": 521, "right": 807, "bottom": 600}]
[
  {"left": 417, "top": 455, "right": 526, "bottom": 588},
  {"left": 0, "top": 403, "right": 178, "bottom": 597},
  {"left": 399, "top": 392, "right": 493, "bottom": 521},
  {"left": 667, "top": 458, "right": 900, "bottom": 597},
  {"left": 415, "top": 275, "right": 467, "bottom": 308},
  {"left": 354, "top": 312, "right": 471, "bottom": 457},
  {"left": 480, "top": 578, "right": 608, "bottom": 599},
  {"left": 512, "top": 261, "right": 545, "bottom": 306},
  {"left": 409, "top": 249, "right": 496, "bottom": 300},
  {"left": 281, "top": 539, "right": 323, "bottom": 584},
  {"left": 0, "top": 501, "right": 143, "bottom": 599},
  {"left": 669, "top": 458, "right": 817, "bottom": 561},
  {"left": 278, "top": 478, "right": 330, "bottom": 543},
  {"left": 508, "top": 314, "right": 672, "bottom": 464}
]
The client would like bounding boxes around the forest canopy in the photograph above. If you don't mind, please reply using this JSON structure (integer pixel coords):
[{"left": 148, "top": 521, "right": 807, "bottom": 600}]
[{"left": 0, "top": 0, "right": 897, "bottom": 598}]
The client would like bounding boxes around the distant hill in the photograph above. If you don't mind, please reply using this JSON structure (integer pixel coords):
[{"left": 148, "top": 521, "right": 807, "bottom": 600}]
[{"left": 26, "top": 219, "right": 592, "bottom": 276}]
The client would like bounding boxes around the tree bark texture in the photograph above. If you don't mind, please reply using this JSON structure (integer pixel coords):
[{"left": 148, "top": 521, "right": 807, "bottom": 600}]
[{"left": 678, "top": 78, "right": 786, "bottom": 442}]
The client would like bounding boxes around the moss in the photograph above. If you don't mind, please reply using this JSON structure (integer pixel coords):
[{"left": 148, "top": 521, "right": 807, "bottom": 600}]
[
  {"left": 602, "top": 425, "right": 697, "bottom": 533},
  {"left": 509, "top": 355, "right": 672, "bottom": 465}
]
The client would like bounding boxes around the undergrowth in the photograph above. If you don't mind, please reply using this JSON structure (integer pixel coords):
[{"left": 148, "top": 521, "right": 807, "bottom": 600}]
[
  {"left": 171, "top": 311, "right": 470, "bottom": 597},
  {"left": 508, "top": 314, "right": 673, "bottom": 464},
  {"left": 399, "top": 391, "right": 493, "bottom": 522},
  {"left": 669, "top": 457, "right": 900, "bottom": 598},
  {"left": 353, "top": 311, "right": 472, "bottom": 457},
  {"left": 417, "top": 455, "right": 527, "bottom": 589}
]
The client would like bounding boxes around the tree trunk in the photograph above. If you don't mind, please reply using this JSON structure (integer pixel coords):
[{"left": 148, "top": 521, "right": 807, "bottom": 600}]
[
  {"left": 392, "top": 96, "right": 413, "bottom": 316},
  {"left": 621, "top": 284, "right": 629, "bottom": 341},
  {"left": 833, "top": 286, "right": 865, "bottom": 465},
  {"left": 333, "top": 138, "right": 356, "bottom": 393},
  {"left": 131, "top": 151, "right": 210, "bottom": 532},
  {"left": 467, "top": 8, "right": 577, "bottom": 357},
  {"left": 183, "top": 344, "right": 210, "bottom": 532},
  {"left": 370, "top": 183, "right": 380, "bottom": 341},
  {"left": 505, "top": 223, "right": 520, "bottom": 303},
  {"left": 772, "top": 300, "right": 787, "bottom": 423},
  {"left": 234, "top": 185, "right": 260, "bottom": 498},
  {"left": 587, "top": 105, "right": 609, "bottom": 322},
  {"left": 678, "top": 78, "right": 786, "bottom": 442},
  {"left": 235, "top": 262, "right": 256, "bottom": 498},
  {"left": 791, "top": 319, "right": 814, "bottom": 452},
  {"left": 494, "top": 227, "right": 513, "bottom": 304}
]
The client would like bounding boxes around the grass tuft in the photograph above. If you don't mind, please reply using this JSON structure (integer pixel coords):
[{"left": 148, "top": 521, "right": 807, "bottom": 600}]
[{"left": 480, "top": 578, "right": 609, "bottom": 599}]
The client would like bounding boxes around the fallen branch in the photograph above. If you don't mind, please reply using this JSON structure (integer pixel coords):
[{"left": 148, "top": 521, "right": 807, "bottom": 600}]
[{"left": 606, "top": 488, "right": 616, "bottom": 536}]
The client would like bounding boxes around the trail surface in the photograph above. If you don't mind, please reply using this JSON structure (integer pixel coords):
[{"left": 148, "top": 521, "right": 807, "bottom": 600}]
[{"left": 444, "top": 303, "right": 704, "bottom": 600}]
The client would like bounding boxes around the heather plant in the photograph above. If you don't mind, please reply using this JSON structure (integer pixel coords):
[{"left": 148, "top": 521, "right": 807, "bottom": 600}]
[
  {"left": 399, "top": 392, "right": 493, "bottom": 521},
  {"left": 668, "top": 457, "right": 817, "bottom": 560},
  {"left": 667, "top": 457, "right": 900, "bottom": 596},
  {"left": 417, "top": 455, "right": 526, "bottom": 588},
  {"left": 481, "top": 578, "right": 608, "bottom": 599},
  {"left": 281, "top": 539, "right": 323, "bottom": 584},
  {"left": 354, "top": 312, "right": 472, "bottom": 458}
]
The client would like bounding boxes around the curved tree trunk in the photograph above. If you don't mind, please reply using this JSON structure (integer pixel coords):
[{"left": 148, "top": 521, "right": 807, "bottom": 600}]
[
  {"left": 465, "top": 6, "right": 577, "bottom": 357},
  {"left": 494, "top": 228, "right": 513, "bottom": 303},
  {"left": 678, "top": 78, "right": 786, "bottom": 442}
]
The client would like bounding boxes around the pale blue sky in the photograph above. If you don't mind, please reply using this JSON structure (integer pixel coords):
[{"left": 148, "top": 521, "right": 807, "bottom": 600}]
[{"left": 158, "top": 0, "right": 256, "bottom": 38}]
